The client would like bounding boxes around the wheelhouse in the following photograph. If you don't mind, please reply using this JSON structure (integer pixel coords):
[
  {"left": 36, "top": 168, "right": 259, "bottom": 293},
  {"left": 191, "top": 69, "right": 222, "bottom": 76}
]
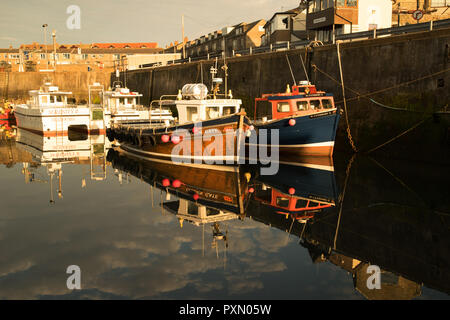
[
  {"left": 28, "top": 83, "right": 72, "bottom": 108},
  {"left": 104, "top": 87, "right": 143, "bottom": 110},
  {"left": 254, "top": 83, "right": 336, "bottom": 121},
  {"left": 176, "top": 100, "right": 241, "bottom": 125},
  {"left": 256, "top": 188, "right": 334, "bottom": 215}
]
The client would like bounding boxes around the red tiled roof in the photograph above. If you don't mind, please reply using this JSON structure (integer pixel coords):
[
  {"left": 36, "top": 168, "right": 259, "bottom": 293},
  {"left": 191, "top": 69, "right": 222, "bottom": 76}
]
[{"left": 91, "top": 42, "right": 158, "bottom": 49}]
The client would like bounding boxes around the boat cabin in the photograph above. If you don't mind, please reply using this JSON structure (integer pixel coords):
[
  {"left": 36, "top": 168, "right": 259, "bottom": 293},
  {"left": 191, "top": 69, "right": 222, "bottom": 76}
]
[
  {"left": 173, "top": 199, "right": 238, "bottom": 227},
  {"left": 104, "top": 86, "right": 143, "bottom": 111},
  {"left": 256, "top": 187, "right": 334, "bottom": 217},
  {"left": 28, "top": 83, "right": 72, "bottom": 108},
  {"left": 254, "top": 82, "right": 336, "bottom": 121},
  {"left": 175, "top": 99, "right": 242, "bottom": 125},
  {"left": 157, "top": 83, "right": 241, "bottom": 125}
]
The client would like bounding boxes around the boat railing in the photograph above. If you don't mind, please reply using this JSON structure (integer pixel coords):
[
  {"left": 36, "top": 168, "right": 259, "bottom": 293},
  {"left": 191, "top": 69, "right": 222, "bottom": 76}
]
[
  {"left": 28, "top": 102, "right": 79, "bottom": 109},
  {"left": 109, "top": 105, "right": 149, "bottom": 112}
]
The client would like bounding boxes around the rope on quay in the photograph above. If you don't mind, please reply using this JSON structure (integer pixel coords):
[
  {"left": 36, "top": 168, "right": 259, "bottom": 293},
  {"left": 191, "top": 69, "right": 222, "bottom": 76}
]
[
  {"left": 336, "top": 42, "right": 358, "bottom": 153},
  {"left": 333, "top": 153, "right": 356, "bottom": 250}
]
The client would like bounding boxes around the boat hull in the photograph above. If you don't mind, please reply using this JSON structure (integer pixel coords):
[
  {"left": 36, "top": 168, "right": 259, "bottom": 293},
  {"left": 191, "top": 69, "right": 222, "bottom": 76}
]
[
  {"left": 14, "top": 106, "right": 107, "bottom": 137},
  {"left": 251, "top": 110, "right": 340, "bottom": 157},
  {"left": 110, "top": 113, "right": 249, "bottom": 167}
]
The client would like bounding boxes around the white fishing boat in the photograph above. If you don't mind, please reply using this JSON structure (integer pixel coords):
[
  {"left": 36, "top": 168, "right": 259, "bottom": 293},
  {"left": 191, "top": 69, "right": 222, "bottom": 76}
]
[
  {"left": 16, "top": 128, "right": 111, "bottom": 203},
  {"left": 149, "top": 101, "right": 175, "bottom": 126},
  {"left": 14, "top": 81, "right": 107, "bottom": 137},
  {"left": 104, "top": 82, "right": 152, "bottom": 125},
  {"left": 15, "top": 127, "right": 111, "bottom": 165}
]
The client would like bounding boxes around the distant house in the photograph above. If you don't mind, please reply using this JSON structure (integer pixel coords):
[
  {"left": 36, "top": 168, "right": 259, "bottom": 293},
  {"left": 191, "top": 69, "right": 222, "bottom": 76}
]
[
  {"left": 184, "top": 20, "right": 266, "bottom": 58},
  {"left": 0, "top": 42, "right": 167, "bottom": 72},
  {"left": 262, "top": 5, "right": 308, "bottom": 46},
  {"left": 90, "top": 42, "right": 159, "bottom": 49},
  {"left": 306, "top": 0, "right": 392, "bottom": 43}
]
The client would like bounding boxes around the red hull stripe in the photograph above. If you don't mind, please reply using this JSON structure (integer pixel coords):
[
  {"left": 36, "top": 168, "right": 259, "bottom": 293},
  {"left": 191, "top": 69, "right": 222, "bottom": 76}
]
[{"left": 18, "top": 127, "right": 106, "bottom": 137}]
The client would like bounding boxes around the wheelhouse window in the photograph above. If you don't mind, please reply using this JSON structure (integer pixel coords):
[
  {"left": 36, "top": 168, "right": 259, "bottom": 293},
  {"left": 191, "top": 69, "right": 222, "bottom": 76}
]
[
  {"left": 205, "top": 106, "right": 220, "bottom": 119},
  {"left": 310, "top": 100, "right": 322, "bottom": 110},
  {"left": 296, "top": 101, "right": 309, "bottom": 111},
  {"left": 322, "top": 99, "right": 334, "bottom": 109},
  {"left": 277, "top": 102, "right": 291, "bottom": 113},
  {"left": 49, "top": 95, "right": 64, "bottom": 104},
  {"left": 187, "top": 106, "right": 199, "bottom": 122},
  {"left": 276, "top": 197, "right": 290, "bottom": 208},
  {"left": 223, "top": 106, "right": 235, "bottom": 115},
  {"left": 295, "top": 200, "right": 309, "bottom": 209}
]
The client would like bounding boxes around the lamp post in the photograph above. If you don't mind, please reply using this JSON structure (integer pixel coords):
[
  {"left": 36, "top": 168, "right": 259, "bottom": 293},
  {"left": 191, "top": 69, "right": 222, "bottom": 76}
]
[
  {"left": 52, "top": 30, "right": 56, "bottom": 70},
  {"left": 42, "top": 24, "right": 48, "bottom": 66}
]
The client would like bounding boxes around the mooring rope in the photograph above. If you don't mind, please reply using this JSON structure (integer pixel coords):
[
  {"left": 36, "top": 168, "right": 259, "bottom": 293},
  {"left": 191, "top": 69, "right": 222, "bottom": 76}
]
[
  {"left": 334, "top": 153, "right": 356, "bottom": 250},
  {"left": 337, "top": 43, "right": 358, "bottom": 153},
  {"left": 312, "top": 63, "right": 450, "bottom": 105},
  {"left": 366, "top": 116, "right": 431, "bottom": 154}
]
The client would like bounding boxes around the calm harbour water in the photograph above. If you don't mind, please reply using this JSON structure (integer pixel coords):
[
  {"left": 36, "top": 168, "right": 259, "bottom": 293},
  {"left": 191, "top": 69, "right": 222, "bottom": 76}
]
[{"left": 0, "top": 132, "right": 449, "bottom": 300}]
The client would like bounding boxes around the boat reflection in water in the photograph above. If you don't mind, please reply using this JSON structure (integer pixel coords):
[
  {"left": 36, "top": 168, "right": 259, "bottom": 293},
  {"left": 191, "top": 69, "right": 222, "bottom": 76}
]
[
  {"left": 107, "top": 147, "right": 450, "bottom": 299},
  {"left": 250, "top": 156, "right": 337, "bottom": 224},
  {"left": 107, "top": 147, "right": 251, "bottom": 260},
  {"left": 246, "top": 156, "right": 450, "bottom": 299},
  {"left": 14, "top": 128, "right": 111, "bottom": 203}
]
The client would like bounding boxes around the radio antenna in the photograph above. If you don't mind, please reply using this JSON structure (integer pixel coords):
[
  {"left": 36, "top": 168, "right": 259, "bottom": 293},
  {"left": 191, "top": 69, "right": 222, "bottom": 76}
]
[
  {"left": 299, "top": 52, "right": 310, "bottom": 83},
  {"left": 286, "top": 55, "right": 297, "bottom": 86}
]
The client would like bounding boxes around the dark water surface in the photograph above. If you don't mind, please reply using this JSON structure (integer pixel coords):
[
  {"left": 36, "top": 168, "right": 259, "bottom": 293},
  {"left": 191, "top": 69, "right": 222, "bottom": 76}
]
[{"left": 0, "top": 133, "right": 449, "bottom": 300}]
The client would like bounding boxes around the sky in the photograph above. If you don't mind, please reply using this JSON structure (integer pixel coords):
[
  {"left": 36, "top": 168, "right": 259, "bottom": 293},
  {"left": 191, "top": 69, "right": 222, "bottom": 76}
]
[{"left": 0, "top": 0, "right": 301, "bottom": 48}]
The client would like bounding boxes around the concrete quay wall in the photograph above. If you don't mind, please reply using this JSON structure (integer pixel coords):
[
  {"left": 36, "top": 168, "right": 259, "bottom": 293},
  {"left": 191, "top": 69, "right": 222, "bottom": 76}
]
[{"left": 120, "top": 28, "right": 450, "bottom": 163}]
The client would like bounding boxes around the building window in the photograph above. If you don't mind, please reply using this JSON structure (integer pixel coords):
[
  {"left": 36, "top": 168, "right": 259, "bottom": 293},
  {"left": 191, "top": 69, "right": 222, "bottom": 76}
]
[
  {"left": 336, "top": 0, "right": 357, "bottom": 7},
  {"left": 281, "top": 17, "right": 290, "bottom": 29},
  {"left": 9, "top": 54, "right": 20, "bottom": 59},
  {"left": 63, "top": 53, "right": 70, "bottom": 59},
  {"left": 82, "top": 54, "right": 88, "bottom": 60}
]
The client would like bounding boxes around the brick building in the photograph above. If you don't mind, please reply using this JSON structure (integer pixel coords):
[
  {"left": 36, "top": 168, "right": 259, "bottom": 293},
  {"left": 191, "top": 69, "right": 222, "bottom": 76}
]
[
  {"left": 0, "top": 42, "right": 166, "bottom": 72},
  {"left": 392, "top": 0, "right": 450, "bottom": 26}
]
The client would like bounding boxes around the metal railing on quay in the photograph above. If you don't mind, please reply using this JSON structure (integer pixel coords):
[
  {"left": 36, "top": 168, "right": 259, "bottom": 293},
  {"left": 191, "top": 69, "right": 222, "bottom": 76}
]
[{"left": 137, "top": 18, "right": 450, "bottom": 70}]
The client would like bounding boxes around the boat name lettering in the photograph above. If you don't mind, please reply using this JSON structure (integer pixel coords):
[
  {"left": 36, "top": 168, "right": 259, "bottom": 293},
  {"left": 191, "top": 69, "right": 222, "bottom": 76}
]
[{"left": 309, "top": 111, "right": 334, "bottom": 119}]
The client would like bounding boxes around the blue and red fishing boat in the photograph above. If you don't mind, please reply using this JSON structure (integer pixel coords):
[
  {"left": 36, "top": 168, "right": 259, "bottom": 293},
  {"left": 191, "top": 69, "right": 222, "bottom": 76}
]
[{"left": 251, "top": 81, "right": 340, "bottom": 157}]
